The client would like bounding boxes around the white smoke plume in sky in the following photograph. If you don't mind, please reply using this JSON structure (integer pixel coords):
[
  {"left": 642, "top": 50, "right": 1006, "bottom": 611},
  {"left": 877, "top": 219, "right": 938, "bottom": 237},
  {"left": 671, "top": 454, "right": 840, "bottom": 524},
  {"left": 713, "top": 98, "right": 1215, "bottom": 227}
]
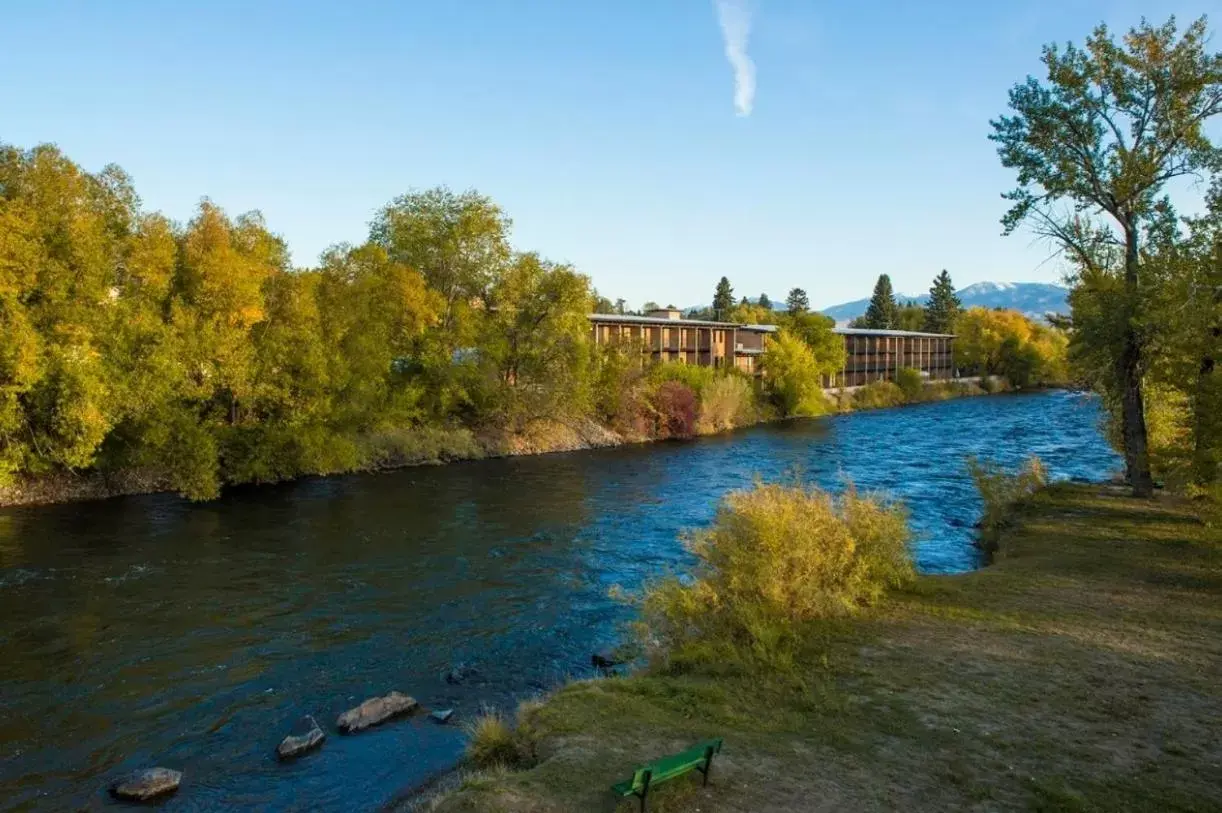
[{"left": 714, "top": 0, "right": 755, "bottom": 117}]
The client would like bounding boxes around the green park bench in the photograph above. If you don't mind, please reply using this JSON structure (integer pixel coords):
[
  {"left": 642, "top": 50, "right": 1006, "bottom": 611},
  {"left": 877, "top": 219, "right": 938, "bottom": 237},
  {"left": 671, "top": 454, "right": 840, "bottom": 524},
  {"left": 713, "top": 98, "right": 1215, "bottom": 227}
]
[{"left": 610, "top": 738, "right": 723, "bottom": 811}]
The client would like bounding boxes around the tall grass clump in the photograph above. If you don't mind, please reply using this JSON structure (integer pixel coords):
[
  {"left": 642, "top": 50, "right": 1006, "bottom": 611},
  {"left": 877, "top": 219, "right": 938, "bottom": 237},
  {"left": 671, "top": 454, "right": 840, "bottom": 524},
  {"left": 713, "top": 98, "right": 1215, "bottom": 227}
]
[
  {"left": 634, "top": 481, "right": 914, "bottom": 672},
  {"left": 696, "top": 375, "right": 756, "bottom": 434},
  {"left": 967, "top": 454, "right": 1047, "bottom": 555},
  {"left": 464, "top": 702, "right": 541, "bottom": 770}
]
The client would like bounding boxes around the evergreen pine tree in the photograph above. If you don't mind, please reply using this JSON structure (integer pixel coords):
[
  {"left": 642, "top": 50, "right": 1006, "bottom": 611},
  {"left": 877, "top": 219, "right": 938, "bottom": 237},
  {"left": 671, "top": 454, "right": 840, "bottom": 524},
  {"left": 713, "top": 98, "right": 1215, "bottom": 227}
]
[
  {"left": 759, "top": 292, "right": 772, "bottom": 310},
  {"left": 786, "top": 287, "right": 809, "bottom": 314},
  {"left": 923, "top": 270, "right": 961, "bottom": 333},
  {"left": 862, "top": 274, "right": 899, "bottom": 329},
  {"left": 713, "top": 276, "right": 735, "bottom": 319}
]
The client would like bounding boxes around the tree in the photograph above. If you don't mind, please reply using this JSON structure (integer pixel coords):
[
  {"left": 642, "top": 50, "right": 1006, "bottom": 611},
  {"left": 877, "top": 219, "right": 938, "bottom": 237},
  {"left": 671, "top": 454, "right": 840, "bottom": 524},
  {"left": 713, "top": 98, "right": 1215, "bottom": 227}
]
[
  {"left": 614, "top": 298, "right": 626, "bottom": 315},
  {"left": 760, "top": 330, "right": 830, "bottom": 417},
  {"left": 591, "top": 290, "right": 616, "bottom": 314},
  {"left": 726, "top": 301, "right": 776, "bottom": 325},
  {"left": 782, "top": 311, "right": 847, "bottom": 374},
  {"left": 955, "top": 307, "right": 1067, "bottom": 384},
  {"left": 369, "top": 187, "right": 511, "bottom": 349},
  {"left": 861, "top": 274, "right": 899, "bottom": 329},
  {"left": 481, "top": 253, "right": 593, "bottom": 424},
  {"left": 896, "top": 301, "right": 925, "bottom": 331},
  {"left": 759, "top": 293, "right": 772, "bottom": 310},
  {"left": 786, "top": 287, "right": 809, "bottom": 314},
  {"left": 713, "top": 276, "right": 735, "bottom": 319},
  {"left": 990, "top": 16, "right": 1222, "bottom": 497},
  {"left": 924, "top": 270, "right": 961, "bottom": 333},
  {"left": 641, "top": 300, "right": 661, "bottom": 313}
]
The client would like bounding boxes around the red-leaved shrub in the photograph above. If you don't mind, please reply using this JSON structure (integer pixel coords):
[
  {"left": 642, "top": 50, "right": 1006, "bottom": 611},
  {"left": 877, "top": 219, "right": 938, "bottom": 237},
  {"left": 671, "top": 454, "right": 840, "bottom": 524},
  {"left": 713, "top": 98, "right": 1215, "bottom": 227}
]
[{"left": 652, "top": 381, "right": 698, "bottom": 439}]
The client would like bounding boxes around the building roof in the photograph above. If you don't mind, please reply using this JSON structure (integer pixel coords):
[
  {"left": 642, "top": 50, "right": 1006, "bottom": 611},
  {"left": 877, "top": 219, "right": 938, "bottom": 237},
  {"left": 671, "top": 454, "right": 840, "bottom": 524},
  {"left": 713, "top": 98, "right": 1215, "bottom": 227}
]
[
  {"left": 588, "top": 313, "right": 740, "bottom": 328},
  {"left": 588, "top": 315, "right": 953, "bottom": 339},
  {"left": 833, "top": 327, "right": 955, "bottom": 338}
]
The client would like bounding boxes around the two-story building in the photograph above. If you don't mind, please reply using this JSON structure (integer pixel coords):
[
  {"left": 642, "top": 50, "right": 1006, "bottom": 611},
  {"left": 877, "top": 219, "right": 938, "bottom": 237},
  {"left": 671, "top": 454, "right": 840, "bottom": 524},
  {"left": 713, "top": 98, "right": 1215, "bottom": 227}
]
[{"left": 588, "top": 309, "right": 956, "bottom": 386}]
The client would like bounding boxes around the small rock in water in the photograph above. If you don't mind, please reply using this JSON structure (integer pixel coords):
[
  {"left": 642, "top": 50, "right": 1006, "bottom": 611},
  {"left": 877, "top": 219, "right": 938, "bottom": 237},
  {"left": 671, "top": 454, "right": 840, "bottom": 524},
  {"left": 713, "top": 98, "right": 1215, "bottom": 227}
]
[
  {"left": 109, "top": 767, "right": 182, "bottom": 801},
  {"left": 429, "top": 709, "right": 454, "bottom": 724},
  {"left": 337, "top": 691, "right": 418, "bottom": 733},
  {"left": 443, "top": 663, "right": 478, "bottom": 685},
  {"left": 277, "top": 715, "right": 326, "bottom": 759},
  {"left": 591, "top": 650, "right": 623, "bottom": 670}
]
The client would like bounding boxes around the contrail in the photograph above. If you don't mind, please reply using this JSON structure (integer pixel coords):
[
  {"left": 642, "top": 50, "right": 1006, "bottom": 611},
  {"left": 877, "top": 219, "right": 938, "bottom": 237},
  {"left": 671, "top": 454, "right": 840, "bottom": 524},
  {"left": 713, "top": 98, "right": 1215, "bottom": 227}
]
[{"left": 714, "top": 0, "right": 755, "bottom": 117}]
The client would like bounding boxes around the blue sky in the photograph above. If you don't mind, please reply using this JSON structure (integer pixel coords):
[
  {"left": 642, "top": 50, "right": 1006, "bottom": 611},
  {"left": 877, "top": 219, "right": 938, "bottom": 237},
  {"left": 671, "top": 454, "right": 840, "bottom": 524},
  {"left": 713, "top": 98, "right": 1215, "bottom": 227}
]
[{"left": 1, "top": 0, "right": 1214, "bottom": 309}]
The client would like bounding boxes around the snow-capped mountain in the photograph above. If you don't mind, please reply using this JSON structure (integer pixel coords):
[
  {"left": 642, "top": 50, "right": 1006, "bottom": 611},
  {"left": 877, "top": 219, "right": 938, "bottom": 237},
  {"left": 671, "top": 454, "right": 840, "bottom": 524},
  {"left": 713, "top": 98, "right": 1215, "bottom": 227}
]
[{"left": 820, "top": 282, "right": 1069, "bottom": 324}]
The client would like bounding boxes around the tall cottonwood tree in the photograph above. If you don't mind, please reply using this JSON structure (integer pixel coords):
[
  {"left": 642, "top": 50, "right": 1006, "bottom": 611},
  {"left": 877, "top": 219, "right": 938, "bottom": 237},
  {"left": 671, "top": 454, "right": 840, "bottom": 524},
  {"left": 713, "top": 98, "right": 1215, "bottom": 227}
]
[{"left": 990, "top": 16, "right": 1222, "bottom": 497}]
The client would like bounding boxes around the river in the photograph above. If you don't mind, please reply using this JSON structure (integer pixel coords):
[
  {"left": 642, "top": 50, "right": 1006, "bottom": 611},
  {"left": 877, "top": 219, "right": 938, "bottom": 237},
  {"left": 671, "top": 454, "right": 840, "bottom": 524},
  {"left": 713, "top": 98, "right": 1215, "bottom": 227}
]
[{"left": 0, "top": 391, "right": 1119, "bottom": 811}]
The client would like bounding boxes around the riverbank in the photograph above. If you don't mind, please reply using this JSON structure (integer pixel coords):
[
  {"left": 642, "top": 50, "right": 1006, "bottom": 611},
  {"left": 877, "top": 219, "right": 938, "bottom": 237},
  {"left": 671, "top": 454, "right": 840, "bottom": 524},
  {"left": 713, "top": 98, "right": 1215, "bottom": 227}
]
[
  {"left": 0, "top": 379, "right": 998, "bottom": 509},
  {"left": 420, "top": 484, "right": 1221, "bottom": 812}
]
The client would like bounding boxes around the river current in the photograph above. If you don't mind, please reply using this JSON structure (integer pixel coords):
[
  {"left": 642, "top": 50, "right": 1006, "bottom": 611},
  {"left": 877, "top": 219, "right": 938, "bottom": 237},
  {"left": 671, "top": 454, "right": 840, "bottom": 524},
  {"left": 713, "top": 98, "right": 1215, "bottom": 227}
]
[{"left": 0, "top": 391, "right": 1119, "bottom": 811}]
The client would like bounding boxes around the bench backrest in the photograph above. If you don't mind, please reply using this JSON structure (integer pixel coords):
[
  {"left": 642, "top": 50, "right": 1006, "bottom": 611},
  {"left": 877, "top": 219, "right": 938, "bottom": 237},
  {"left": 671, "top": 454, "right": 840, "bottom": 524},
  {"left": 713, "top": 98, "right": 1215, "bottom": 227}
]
[{"left": 646, "top": 738, "right": 723, "bottom": 784}]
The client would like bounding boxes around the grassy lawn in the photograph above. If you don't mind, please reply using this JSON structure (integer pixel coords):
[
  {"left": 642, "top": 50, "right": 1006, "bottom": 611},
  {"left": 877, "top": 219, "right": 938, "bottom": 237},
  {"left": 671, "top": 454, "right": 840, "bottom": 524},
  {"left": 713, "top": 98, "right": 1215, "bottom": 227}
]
[{"left": 424, "top": 485, "right": 1222, "bottom": 813}]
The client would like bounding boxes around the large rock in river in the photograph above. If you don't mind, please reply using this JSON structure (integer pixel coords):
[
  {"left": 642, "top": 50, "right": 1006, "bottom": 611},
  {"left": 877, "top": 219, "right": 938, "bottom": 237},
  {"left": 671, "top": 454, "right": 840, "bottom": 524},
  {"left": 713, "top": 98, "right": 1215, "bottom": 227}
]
[
  {"left": 109, "top": 767, "right": 182, "bottom": 801},
  {"left": 336, "top": 692, "right": 418, "bottom": 733},
  {"left": 277, "top": 715, "right": 326, "bottom": 759}
]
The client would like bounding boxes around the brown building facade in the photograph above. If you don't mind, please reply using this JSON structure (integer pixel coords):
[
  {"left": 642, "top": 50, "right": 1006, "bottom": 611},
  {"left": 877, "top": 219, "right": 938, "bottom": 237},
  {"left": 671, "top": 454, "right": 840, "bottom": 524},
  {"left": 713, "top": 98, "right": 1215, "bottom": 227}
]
[{"left": 588, "top": 312, "right": 955, "bottom": 386}]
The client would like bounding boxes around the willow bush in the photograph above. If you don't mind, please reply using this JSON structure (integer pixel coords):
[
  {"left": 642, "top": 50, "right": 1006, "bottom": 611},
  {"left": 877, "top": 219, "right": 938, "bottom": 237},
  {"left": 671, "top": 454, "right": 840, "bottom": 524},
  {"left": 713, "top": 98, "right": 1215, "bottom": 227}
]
[
  {"left": 696, "top": 375, "right": 756, "bottom": 434},
  {"left": 633, "top": 482, "right": 914, "bottom": 671},
  {"left": 967, "top": 454, "right": 1047, "bottom": 555}
]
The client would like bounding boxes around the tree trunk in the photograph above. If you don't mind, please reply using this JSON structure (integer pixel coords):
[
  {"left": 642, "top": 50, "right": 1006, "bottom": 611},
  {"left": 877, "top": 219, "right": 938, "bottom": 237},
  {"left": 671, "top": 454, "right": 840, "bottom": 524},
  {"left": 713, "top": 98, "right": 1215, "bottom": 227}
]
[
  {"left": 1192, "top": 250, "right": 1222, "bottom": 486},
  {"left": 1120, "top": 221, "right": 1154, "bottom": 497}
]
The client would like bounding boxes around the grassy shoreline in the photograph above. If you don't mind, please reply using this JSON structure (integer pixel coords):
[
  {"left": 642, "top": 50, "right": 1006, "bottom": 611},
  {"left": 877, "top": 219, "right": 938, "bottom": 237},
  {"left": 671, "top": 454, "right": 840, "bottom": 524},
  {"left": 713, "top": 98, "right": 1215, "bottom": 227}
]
[
  {"left": 421, "top": 484, "right": 1221, "bottom": 812},
  {"left": 0, "top": 379, "right": 1002, "bottom": 509}
]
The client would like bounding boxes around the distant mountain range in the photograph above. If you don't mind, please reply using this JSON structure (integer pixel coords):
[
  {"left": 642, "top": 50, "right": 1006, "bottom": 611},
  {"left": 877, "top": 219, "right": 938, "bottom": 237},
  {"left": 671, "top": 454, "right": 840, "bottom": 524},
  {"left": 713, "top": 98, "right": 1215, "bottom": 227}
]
[{"left": 819, "top": 282, "right": 1070, "bottom": 324}]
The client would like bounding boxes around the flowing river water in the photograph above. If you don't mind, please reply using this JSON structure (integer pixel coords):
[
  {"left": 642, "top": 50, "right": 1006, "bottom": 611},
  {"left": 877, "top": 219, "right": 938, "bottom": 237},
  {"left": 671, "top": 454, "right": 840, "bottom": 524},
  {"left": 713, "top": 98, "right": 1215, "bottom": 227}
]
[{"left": 0, "top": 391, "right": 1120, "bottom": 811}]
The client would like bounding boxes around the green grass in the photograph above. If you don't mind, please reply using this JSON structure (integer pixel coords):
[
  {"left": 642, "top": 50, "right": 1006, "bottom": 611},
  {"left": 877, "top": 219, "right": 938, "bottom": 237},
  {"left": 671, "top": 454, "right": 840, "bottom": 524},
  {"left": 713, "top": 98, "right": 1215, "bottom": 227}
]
[{"left": 421, "top": 485, "right": 1222, "bottom": 813}]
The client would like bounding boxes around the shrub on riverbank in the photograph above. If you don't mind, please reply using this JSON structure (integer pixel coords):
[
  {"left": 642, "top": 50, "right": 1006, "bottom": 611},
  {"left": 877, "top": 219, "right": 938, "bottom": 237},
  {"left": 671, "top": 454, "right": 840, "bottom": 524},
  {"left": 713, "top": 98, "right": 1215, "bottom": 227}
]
[
  {"left": 633, "top": 482, "right": 914, "bottom": 671},
  {"left": 967, "top": 454, "right": 1047, "bottom": 555},
  {"left": 852, "top": 381, "right": 907, "bottom": 410},
  {"left": 696, "top": 375, "right": 757, "bottom": 434},
  {"left": 895, "top": 367, "right": 924, "bottom": 401},
  {"left": 361, "top": 426, "right": 484, "bottom": 468}
]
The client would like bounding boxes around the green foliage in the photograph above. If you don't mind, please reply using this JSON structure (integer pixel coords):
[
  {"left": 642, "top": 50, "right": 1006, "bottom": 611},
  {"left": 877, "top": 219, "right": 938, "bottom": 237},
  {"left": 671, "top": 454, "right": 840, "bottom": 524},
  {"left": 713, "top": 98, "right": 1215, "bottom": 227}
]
[
  {"left": 861, "top": 274, "right": 899, "bottom": 329},
  {"left": 785, "top": 287, "right": 809, "bottom": 314},
  {"left": 761, "top": 330, "right": 832, "bottom": 417},
  {"left": 954, "top": 307, "right": 1068, "bottom": 386},
  {"left": 712, "top": 276, "right": 734, "bottom": 319},
  {"left": 479, "top": 252, "right": 593, "bottom": 427},
  {"left": 779, "top": 311, "right": 847, "bottom": 373},
  {"left": 758, "top": 293, "right": 772, "bottom": 310},
  {"left": 991, "top": 15, "right": 1222, "bottom": 496},
  {"left": 894, "top": 367, "right": 924, "bottom": 401},
  {"left": 0, "top": 141, "right": 605, "bottom": 500},
  {"left": 895, "top": 302, "right": 925, "bottom": 331},
  {"left": 852, "top": 381, "right": 906, "bottom": 410},
  {"left": 966, "top": 454, "right": 1047, "bottom": 554},
  {"left": 646, "top": 361, "right": 717, "bottom": 394},
  {"left": 696, "top": 375, "right": 756, "bottom": 434},
  {"left": 634, "top": 482, "right": 914, "bottom": 670},
  {"left": 924, "top": 270, "right": 961, "bottom": 333}
]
